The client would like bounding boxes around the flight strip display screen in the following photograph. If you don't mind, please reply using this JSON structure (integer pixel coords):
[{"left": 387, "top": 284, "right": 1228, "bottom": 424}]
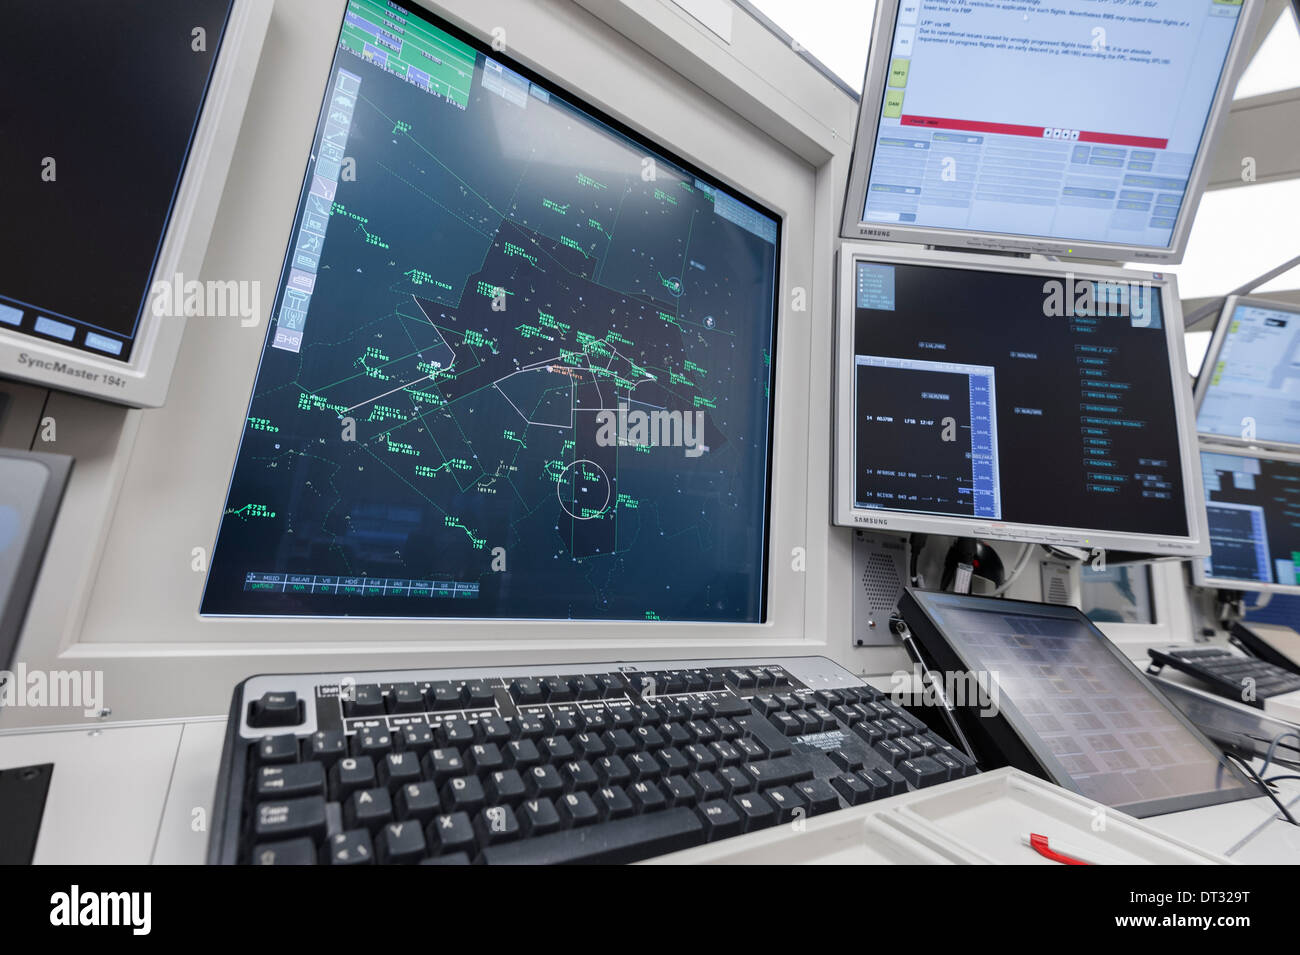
[
  {"left": 851, "top": 260, "right": 1189, "bottom": 538},
  {"left": 912, "top": 592, "right": 1253, "bottom": 814},
  {"left": 201, "top": 0, "right": 780, "bottom": 621},
  {"left": 1201, "top": 452, "right": 1300, "bottom": 588},
  {"left": 1197, "top": 301, "right": 1300, "bottom": 447},
  {"left": 858, "top": 0, "right": 1245, "bottom": 252}
]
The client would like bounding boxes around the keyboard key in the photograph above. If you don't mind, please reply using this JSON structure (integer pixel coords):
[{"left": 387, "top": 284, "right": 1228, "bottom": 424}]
[
  {"left": 345, "top": 787, "right": 393, "bottom": 831},
  {"left": 465, "top": 682, "right": 497, "bottom": 707},
  {"left": 572, "top": 732, "right": 608, "bottom": 759},
  {"left": 765, "top": 785, "right": 803, "bottom": 822},
  {"left": 626, "top": 751, "right": 663, "bottom": 781},
  {"left": 596, "top": 755, "right": 632, "bottom": 787},
  {"left": 661, "top": 775, "right": 696, "bottom": 807},
  {"left": 256, "top": 762, "right": 325, "bottom": 801},
  {"left": 520, "top": 798, "right": 561, "bottom": 835},
  {"left": 629, "top": 780, "right": 667, "bottom": 813},
  {"left": 475, "top": 715, "right": 511, "bottom": 743},
  {"left": 697, "top": 800, "right": 742, "bottom": 840},
  {"left": 249, "top": 837, "right": 316, "bottom": 865},
  {"left": 426, "top": 812, "right": 476, "bottom": 855},
  {"left": 486, "top": 769, "right": 527, "bottom": 805},
  {"left": 388, "top": 684, "right": 424, "bottom": 714},
  {"left": 303, "top": 729, "right": 347, "bottom": 767},
  {"left": 466, "top": 742, "right": 505, "bottom": 774},
  {"left": 351, "top": 728, "right": 392, "bottom": 758},
  {"left": 437, "top": 718, "right": 474, "bottom": 747},
  {"left": 733, "top": 792, "right": 777, "bottom": 831},
  {"left": 526, "top": 764, "right": 564, "bottom": 799},
  {"left": 398, "top": 724, "right": 436, "bottom": 755},
  {"left": 561, "top": 760, "right": 599, "bottom": 792},
  {"left": 395, "top": 781, "right": 442, "bottom": 823},
  {"left": 707, "top": 695, "right": 751, "bottom": 718},
  {"left": 429, "top": 682, "right": 466, "bottom": 710},
  {"left": 899, "top": 756, "right": 947, "bottom": 789},
  {"left": 256, "top": 734, "right": 298, "bottom": 765},
  {"left": 377, "top": 752, "right": 422, "bottom": 789},
  {"left": 506, "top": 739, "right": 542, "bottom": 768},
  {"left": 874, "top": 739, "right": 906, "bottom": 765},
  {"left": 875, "top": 765, "right": 908, "bottom": 796},
  {"left": 253, "top": 795, "right": 328, "bottom": 843},
  {"left": 376, "top": 820, "right": 426, "bottom": 863},
  {"left": 793, "top": 778, "right": 840, "bottom": 815},
  {"left": 733, "top": 714, "right": 793, "bottom": 756},
  {"left": 689, "top": 771, "right": 724, "bottom": 802},
  {"left": 423, "top": 748, "right": 465, "bottom": 784},
  {"left": 828, "top": 750, "right": 863, "bottom": 772},
  {"left": 343, "top": 684, "right": 384, "bottom": 717},
  {"left": 594, "top": 785, "right": 634, "bottom": 820},
  {"left": 831, "top": 773, "right": 873, "bottom": 805},
  {"left": 326, "top": 829, "right": 374, "bottom": 865},
  {"left": 557, "top": 790, "right": 600, "bottom": 827},
  {"left": 744, "top": 756, "right": 814, "bottom": 790},
  {"left": 442, "top": 775, "right": 486, "bottom": 813},
  {"left": 717, "top": 765, "right": 753, "bottom": 797},
  {"left": 249, "top": 691, "right": 302, "bottom": 727}
]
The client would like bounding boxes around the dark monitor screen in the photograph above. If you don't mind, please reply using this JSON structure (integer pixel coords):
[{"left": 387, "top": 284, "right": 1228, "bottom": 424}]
[
  {"left": 902, "top": 591, "right": 1255, "bottom": 816},
  {"left": 1200, "top": 451, "right": 1300, "bottom": 590},
  {"left": 1196, "top": 300, "right": 1300, "bottom": 448},
  {"left": 849, "top": 259, "right": 1189, "bottom": 541},
  {"left": 200, "top": 0, "right": 781, "bottom": 622},
  {"left": 0, "top": 0, "right": 234, "bottom": 362}
]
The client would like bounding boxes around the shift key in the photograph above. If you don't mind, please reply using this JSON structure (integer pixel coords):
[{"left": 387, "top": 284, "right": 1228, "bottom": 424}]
[{"left": 744, "top": 756, "right": 813, "bottom": 789}]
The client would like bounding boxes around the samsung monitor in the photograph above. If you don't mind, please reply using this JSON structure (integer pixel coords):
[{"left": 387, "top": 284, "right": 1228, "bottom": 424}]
[
  {"left": 1195, "top": 447, "right": 1300, "bottom": 595},
  {"left": 834, "top": 245, "right": 1206, "bottom": 557},
  {"left": 899, "top": 589, "right": 1257, "bottom": 816},
  {"left": 1194, "top": 296, "right": 1300, "bottom": 451},
  {"left": 840, "top": 0, "right": 1263, "bottom": 263},
  {"left": 198, "top": 0, "right": 782, "bottom": 623},
  {"left": 0, "top": 0, "right": 271, "bottom": 407}
]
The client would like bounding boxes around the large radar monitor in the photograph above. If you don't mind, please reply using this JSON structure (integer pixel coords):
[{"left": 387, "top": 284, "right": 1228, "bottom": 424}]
[
  {"left": 200, "top": 1, "right": 781, "bottom": 623},
  {"left": 841, "top": 0, "right": 1262, "bottom": 263},
  {"left": 834, "top": 247, "right": 1206, "bottom": 557}
]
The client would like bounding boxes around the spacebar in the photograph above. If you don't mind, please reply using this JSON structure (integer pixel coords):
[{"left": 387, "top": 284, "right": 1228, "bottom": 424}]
[{"left": 479, "top": 809, "right": 705, "bottom": 864}]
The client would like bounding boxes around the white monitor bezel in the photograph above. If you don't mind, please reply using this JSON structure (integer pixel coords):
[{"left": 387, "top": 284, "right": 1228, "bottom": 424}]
[
  {"left": 833, "top": 243, "right": 1209, "bottom": 557},
  {"left": 0, "top": 0, "right": 271, "bottom": 408},
  {"left": 838, "top": 0, "right": 1264, "bottom": 264},
  {"left": 1193, "top": 442, "right": 1300, "bottom": 595},
  {"left": 1, "top": 0, "right": 853, "bottom": 729},
  {"left": 1192, "top": 294, "right": 1300, "bottom": 454}
]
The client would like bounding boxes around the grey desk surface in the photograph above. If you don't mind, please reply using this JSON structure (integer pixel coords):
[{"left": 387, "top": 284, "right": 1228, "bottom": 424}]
[{"left": 0, "top": 718, "right": 1296, "bottom": 864}]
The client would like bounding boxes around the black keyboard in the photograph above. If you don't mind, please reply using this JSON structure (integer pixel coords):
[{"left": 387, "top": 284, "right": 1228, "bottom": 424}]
[
  {"left": 209, "top": 656, "right": 977, "bottom": 864},
  {"left": 1147, "top": 646, "right": 1300, "bottom": 707}
]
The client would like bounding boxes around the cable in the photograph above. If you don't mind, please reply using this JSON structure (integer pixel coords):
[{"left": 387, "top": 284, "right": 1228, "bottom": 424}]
[
  {"left": 1224, "top": 752, "right": 1299, "bottom": 826},
  {"left": 991, "top": 543, "right": 1036, "bottom": 597},
  {"left": 1263, "top": 775, "right": 1300, "bottom": 786},
  {"left": 1261, "top": 731, "right": 1300, "bottom": 778}
]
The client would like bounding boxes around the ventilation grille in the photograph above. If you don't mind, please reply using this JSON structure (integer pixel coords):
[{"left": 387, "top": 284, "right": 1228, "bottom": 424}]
[{"left": 862, "top": 552, "right": 903, "bottom": 613}]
